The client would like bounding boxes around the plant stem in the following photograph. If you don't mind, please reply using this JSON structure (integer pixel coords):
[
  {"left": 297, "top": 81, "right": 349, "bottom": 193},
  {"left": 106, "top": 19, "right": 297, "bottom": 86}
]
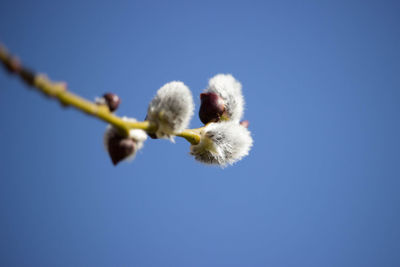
[{"left": 0, "top": 44, "right": 201, "bottom": 145}]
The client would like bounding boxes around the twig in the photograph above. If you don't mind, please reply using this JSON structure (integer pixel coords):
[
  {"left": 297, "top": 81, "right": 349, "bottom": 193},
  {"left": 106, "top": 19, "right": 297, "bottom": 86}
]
[{"left": 0, "top": 43, "right": 201, "bottom": 144}]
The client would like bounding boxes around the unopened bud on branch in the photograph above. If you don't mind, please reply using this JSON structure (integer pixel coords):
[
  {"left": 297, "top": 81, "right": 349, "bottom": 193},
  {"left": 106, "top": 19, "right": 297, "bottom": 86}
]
[
  {"left": 240, "top": 120, "right": 249, "bottom": 128},
  {"left": 199, "top": 92, "right": 227, "bottom": 124},
  {"left": 95, "top": 92, "right": 121, "bottom": 112},
  {"left": 104, "top": 118, "right": 147, "bottom": 165},
  {"left": 103, "top": 93, "right": 121, "bottom": 112},
  {"left": 200, "top": 74, "right": 244, "bottom": 123},
  {"left": 3, "top": 56, "right": 20, "bottom": 73}
]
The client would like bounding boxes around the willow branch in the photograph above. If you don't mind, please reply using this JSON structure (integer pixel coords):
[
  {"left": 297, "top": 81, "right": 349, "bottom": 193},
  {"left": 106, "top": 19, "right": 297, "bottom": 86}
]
[{"left": 0, "top": 44, "right": 201, "bottom": 145}]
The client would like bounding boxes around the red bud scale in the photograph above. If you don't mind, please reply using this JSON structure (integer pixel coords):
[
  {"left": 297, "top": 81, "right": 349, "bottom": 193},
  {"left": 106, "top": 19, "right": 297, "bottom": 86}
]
[{"left": 199, "top": 92, "right": 226, "bottom": 124}]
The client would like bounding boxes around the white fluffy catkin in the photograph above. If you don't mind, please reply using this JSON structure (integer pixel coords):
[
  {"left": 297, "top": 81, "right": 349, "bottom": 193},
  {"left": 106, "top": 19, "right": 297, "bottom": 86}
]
[
  {"left": 205, "top": 74, "right": 244, "bottom": 122},
  {"left": 190, "top": 121, "right": 253, "bottom": 167},
  {"left": 147, "top": 81, "right": 194, "bottom": 140}
]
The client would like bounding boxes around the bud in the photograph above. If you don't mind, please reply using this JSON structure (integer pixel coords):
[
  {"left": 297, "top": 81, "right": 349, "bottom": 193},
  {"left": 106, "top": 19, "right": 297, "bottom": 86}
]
[
  {"left": 103, "top": 93, "right": 121, "bottom": 112},
  {"left": 146, "top": 81, "right": 194, "bottom": 141},
  {"left": 20, "top": 68, "right": 35, "bottom": 86},
  {"left": 199, "top": 92, "right": 227, "bottom": 124},
  {"left": 106, "top": 133, "right": 136, "bottom": 165},
  {"left": 104, "top": 117, "right": 147, "bottom": 165},
  {"left": 96, "top": 93, "right": 121, "bottom": 112},
  {"left": 3, "top": 56, "right": 21, "bottom": 73},
  {"left": 240, "top": 120, "right": 249, "bottom": 128},
  {"left": 190, "top": 121, "right": 253, "bottom": 167},
  {"left": 201, "top": 74, "right": 244, "bottom": 123}
]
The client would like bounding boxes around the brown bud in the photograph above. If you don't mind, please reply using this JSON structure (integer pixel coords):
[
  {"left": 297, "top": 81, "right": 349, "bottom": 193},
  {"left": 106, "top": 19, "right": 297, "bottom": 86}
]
[
  {"left": 20, "top": 67, "right": 36, "bottom": 86},
  {"left": 240, "top": 120, "right": 249, "bottom": 128},
  {"left": 199, "top": 92, "right": 226, "bottom": 124},
  {"left": 103, "top": 93, "right": 121, "bottom": 112},
  {"left": 106, "top": 134, "right": 136, "bottom": 165},
  {"left": 3, "top": 56, "right": 21, "bottom": 73}
]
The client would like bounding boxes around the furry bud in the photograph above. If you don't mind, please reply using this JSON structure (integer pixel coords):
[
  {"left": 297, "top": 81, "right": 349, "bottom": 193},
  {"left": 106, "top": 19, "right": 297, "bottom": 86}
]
[
  {"left": 199, "top": 92, "right": 227, "bottom": 124},
  {"left": 104, "top": 118, "right": 147, "bottom": 165},
  {"left": 146, "top": 81, "right": 194, "bottom": 141},
  {"left": 202, "top": 74, "right": 244, "bottom": 123},
  {"left": 190, "top": 121, "right": 253, "bottom": 167}
]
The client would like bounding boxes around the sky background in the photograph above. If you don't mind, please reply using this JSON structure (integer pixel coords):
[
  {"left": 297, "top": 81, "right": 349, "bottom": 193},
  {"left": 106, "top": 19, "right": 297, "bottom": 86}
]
[{"left": 0, "top": 0, "right": 399, "bottom": 266}]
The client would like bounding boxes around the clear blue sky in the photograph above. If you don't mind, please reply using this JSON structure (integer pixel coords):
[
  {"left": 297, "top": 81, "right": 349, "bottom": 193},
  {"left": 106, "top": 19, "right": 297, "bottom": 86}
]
[{"left": 1, "top": 0, "right": 399, "bottom": 266}]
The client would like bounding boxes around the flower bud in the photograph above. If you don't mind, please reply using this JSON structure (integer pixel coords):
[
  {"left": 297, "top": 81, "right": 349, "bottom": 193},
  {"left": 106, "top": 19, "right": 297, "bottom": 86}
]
[
  {"left": 190, "top": 121, "right": 253, "bottom": 167},
  {"left": 202, "top": 74, "right": 244, "bottom": 123},
  {"left": 146, "top": 81, "right": 194, "bottom": 141},
  {"left": 106, "top": 134, "right": 136, "bottom": 165},
  {"left": 199, "top": 92, "right": 227, "bottom": 124},
  {"left": 104, "top": 117, "right": 147, "bottom": 165},
  {"left": 103, "top": 93, "right": 121, "bottom": 112},
  {"left": 3, "top": 56, "right": 21, "bottom": 73},
  {"left": 96, "top": 93, "right": 121, "bottom": 112},
  {"left": 20, "top": 68, "right": 35, "bottom": 87},
  {"left": 240, "top": 120, "right": 249, "bottom": 128}
]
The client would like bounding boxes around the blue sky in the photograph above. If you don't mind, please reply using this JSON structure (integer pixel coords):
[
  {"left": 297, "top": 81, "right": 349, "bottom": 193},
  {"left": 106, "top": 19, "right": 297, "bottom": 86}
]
[{"left": 0, "top": 0, "right": 399, "bottom": 266}]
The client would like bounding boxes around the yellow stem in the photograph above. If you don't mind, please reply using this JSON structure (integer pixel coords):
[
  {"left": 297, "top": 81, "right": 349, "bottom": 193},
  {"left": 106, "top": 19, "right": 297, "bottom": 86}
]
[
  {"left": 0, "top": 43, "right": 201, "bottom": 144},
  {"left": 176, "top": 129, "right": 201, "bottom": 145}
]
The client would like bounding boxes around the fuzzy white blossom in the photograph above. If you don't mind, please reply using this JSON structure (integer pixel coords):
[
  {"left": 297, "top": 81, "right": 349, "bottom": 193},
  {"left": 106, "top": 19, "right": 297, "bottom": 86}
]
[
  {"left": 190, "top": 121, "right": 253, "bottom": 167},
  {"left": 104, "top": 117, "right": 147, "bottom": 165},
  {"left": 146, "top": 81, "right": 194, "bottom": 141},
  {"left": 204, "top": 74, "right": 244, "bottom": 122}
]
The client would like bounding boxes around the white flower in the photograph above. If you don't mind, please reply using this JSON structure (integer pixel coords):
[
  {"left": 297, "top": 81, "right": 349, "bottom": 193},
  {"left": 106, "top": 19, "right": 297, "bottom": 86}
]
[
  {"left": 104, "top": 117, "right": 147, "bottom": 165},
  {"left": 203, "top": 74, "right": 244, "bottom": 122},
  {"left": 190, "top": 121, "right": 253, "bottom": 167},
  {"left": 146, "top": 81, "right": 194, "bottom": 141}
]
